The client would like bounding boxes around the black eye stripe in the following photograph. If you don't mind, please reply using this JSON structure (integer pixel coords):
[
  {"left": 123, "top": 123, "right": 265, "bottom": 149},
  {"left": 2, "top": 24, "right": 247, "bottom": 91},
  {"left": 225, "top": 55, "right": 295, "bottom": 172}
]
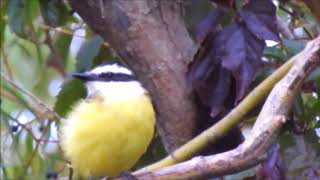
[
  {"left": 72, "top": 72, "right": 135, "bottom": 82},
  {"left": 97, "top": 72, "right": 135, "bottom": 82}
]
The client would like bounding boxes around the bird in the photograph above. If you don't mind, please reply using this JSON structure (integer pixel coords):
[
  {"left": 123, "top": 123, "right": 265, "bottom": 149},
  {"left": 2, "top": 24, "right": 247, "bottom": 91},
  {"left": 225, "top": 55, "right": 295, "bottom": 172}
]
[{"left": 60, "top": 63, "right": 155, "bottom": 178}]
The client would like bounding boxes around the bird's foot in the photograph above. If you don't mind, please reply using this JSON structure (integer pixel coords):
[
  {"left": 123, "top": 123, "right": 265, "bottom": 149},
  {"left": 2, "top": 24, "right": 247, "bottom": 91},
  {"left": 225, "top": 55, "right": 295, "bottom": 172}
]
[
  {"left": 120, "top": 172, "right": 137, "bottom": 180},
  {"left": 87, "top": 176, "right": 108, "bottom": 180}
]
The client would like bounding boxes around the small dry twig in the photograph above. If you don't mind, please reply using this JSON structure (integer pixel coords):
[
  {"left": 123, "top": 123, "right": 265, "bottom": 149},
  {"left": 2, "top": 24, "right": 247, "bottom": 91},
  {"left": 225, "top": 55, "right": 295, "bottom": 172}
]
[{"left": 0, "top": 72, "right": 61, "bottom": 120}]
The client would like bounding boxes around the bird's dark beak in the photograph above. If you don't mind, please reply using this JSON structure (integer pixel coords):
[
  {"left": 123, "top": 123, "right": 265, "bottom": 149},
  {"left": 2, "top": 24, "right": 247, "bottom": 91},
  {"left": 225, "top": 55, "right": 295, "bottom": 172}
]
[{"left": 71, "top": 72, "right": 92, "bottom": 81}]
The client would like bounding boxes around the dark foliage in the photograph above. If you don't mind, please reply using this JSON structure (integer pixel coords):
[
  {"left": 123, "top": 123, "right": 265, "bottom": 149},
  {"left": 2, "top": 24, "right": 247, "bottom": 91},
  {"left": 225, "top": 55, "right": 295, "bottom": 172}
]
[
  {"left": 188, "top": 0, "right": 279, "bottom": 118},
  {"left": 194, "top": 9, "right": 225, "bottom": 43},
  {"left": 188, "top": 0, "right": 280, "bottom": 154}
]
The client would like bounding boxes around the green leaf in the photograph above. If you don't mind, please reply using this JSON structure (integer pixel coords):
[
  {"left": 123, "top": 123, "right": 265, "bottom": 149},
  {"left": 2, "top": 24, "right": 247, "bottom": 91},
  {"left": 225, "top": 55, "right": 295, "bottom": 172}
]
[
  {"left": 0, "top": 19, "right": 5, "bottom": 49},
  {"left": 0, "top": 81, "right": 29, "bottom": 108},
  {"left": 293, "top": 94, "right": 305, "bottom": 118},
  {"left": 263, "top": 46, "right": 287, "bottom": 61},
  {"left": 33, "top": 68, "right": 56, "bottom": 104},
  {"left": 30, "top": 153, "right": 45, "bottom": 178},
  {"left": 54, "top": 33, "right": 72, "bottom": 67},
  {"left": 7, "top": 0, "right": 39, "bottom": 38},
  {"left": 54, "top": 79, "right": 86, "bottom": 117},
  {"left": 283, "top": 39, "right": 306, "bottom": 56},
  {"left": 23, "top": 133, "right": 34, "bottom": 162},
  {"left": 306, "top": 67, "right": 320, "bottom": 82},
  {"left": 0, "top": 0, "right": 7, "bottom": 49},
  {"left": 39, "top": 0, "right": 70, "bottom": 27},
  {"left": 308, "top": 98, "right": 320, "bottom": 119},
  {"left": 0, "top": 97, "right": 20, "bottom": 113},
  {"left": 76, "top": 35, "right": 103, "bottom": 71},
  {"left": 2, "top": 166, "right": 24, "bottom": 180}
]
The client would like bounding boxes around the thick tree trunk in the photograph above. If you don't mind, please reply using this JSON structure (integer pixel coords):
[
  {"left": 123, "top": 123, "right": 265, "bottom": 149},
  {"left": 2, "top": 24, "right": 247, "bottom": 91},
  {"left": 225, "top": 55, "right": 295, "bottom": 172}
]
[{"left": 71, "top": 0, "right": 197, "bottom": 151}]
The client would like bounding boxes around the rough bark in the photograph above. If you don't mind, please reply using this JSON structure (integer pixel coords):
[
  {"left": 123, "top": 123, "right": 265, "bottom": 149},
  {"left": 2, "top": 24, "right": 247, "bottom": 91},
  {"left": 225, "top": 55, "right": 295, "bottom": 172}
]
[
  {"left": 303, "top": 0, "right": 320, "bottom": 22},
  {"left": 70, "top": 0, "right": 197, "bottom": 151}
]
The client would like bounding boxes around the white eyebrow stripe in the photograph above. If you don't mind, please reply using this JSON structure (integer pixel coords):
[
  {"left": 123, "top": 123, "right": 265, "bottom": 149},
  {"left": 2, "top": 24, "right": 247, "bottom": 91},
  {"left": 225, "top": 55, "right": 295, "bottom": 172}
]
[{"left": 90, "top": 64, "right": 133, "bottom": 75}]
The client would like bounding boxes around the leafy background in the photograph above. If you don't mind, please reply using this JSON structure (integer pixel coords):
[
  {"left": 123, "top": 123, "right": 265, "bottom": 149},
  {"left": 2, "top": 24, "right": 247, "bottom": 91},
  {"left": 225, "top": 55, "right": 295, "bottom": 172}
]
[{"left": 0, "top": 0, "right": 319, "bottom": 179}]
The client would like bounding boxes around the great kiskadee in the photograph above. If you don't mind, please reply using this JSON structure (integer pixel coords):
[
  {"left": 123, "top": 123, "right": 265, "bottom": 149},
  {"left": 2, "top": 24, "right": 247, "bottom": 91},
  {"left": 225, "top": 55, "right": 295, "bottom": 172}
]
[{"left": 60, "top": 64, "right": 155, "bottom": 178}]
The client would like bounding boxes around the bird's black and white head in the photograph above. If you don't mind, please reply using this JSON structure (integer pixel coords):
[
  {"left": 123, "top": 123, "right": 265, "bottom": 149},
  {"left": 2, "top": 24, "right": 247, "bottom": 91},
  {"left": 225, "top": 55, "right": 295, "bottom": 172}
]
[{"left": 72, "top": 64, "right": 145, "bottom": 100}]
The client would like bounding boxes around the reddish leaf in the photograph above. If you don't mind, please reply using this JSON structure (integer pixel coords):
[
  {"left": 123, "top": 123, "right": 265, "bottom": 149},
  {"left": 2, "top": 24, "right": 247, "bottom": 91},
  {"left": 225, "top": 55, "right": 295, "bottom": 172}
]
[
  {"left": 195, "top": 9, "right": 225, "bottom": 43},
  {"left": 216, "top": 23, "right": 265, "bottom": 100},
  {"left": 239, "top": 0, "right": 279, "bottom": 41},
  {"left": 256, "top": 144, "right": 287, "bottom": 180},
  {"left": 189, "top": 60, "right": 232, "bottom": 117},
  {"left": 189, "top": 0, "right": 278, "bottom": 117},
  {"left": 188, "top": 0, "right": 278, "bottom": 153},
  {"left": 189, "top": 23, "right": 265, "bottom": 108},
  {"left": 208, "top": 67, "right": 232, "bottom": 117}
]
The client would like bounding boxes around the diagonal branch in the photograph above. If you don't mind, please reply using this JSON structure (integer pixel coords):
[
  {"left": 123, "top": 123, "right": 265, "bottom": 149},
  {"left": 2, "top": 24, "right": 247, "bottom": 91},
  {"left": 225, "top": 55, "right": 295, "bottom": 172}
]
[
  {"left": 133, "top": 116, "right": 286, "bottom": 180},
  {"left": 130, "top": 36, "right": 320, "bottom": 179}
]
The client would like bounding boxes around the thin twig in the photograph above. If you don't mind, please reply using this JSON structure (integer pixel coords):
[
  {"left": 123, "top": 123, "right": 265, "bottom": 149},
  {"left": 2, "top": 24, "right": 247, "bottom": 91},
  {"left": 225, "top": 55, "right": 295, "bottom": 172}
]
[
  {"left": 2, "top": 15, "right": 109, "bottom": 48},
  {"left": 39, "top": 23, "right": 109, "bottom": 47},
  {"left": 0, "top": 72, "right": 61, "bottom": 120},
  {"left": 0, "top": 49, "right": 14, "bottom": 79},
  {"left": 4, "top": 110, "right": 58, "bottom": 144},
  {"left": 276, "top": 17, "right": 295, "bottom": 39},
  {"left": 21, "top": 121, "right": 53, "bottom": 178}
]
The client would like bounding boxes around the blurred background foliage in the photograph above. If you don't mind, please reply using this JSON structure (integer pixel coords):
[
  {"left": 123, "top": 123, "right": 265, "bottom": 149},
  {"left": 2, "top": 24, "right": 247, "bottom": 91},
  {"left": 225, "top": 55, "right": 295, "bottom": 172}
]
[{"left": 0, "top": 0, "right": 319, "bottom": 179}]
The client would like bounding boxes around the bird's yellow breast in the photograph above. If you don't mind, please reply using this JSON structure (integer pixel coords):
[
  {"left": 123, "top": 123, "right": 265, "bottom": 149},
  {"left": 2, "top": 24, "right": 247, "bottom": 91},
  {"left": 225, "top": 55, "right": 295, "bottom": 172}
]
[{"left": 60, "top": 94, "right": 155, "bottom": 178}]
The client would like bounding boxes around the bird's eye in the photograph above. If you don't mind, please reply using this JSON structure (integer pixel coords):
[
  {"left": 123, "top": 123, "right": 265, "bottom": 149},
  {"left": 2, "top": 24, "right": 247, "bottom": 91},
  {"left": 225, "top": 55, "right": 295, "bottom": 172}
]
[{"left": 102, "top": 72, "right": 113, "bottom": 78}]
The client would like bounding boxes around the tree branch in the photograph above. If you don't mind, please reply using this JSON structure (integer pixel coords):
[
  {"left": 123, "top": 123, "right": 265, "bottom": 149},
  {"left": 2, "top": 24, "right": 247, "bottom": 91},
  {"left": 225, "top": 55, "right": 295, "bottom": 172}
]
[
  {"left": 129, "top": 36, "right": 320, "bottom": 180},
  {"left": 303, "top": 0, "right": 320, "bottom": 21},
  {"left": 132, "top": 116, "right": 285, "bottom": 180},
  {"left": 131, "top": 37, "right": 320, "bottom": 177},
  {"left": 276, "top": 17, "right": 295, "bottom": 39}
]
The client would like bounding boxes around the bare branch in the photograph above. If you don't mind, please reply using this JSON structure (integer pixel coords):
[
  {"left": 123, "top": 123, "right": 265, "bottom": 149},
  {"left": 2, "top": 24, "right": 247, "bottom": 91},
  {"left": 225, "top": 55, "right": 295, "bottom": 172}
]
[
  {"left": 133, "top": 116, "right": 286, "bottom": 180},
  {"left": 276, "top": 17, "right": 295, "bottom": 39}
]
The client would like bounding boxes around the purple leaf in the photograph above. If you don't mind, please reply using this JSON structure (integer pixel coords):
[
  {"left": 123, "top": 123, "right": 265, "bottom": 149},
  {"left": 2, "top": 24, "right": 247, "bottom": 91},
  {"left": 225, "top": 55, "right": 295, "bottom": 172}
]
[
  {"left": 189, "top": 0, "right": 278, "bottom": 116},
  {"left": 195, "top": 9, "right": 225, "bottom": 43},
  {"left": 239, "top": 0, "right": 280, "bottom": 41},
  {"left": 256, "top": 144, "right": 287, "bottom": 180},
  {"left": 188, "top": 21, "right": 266, "bottom": 114},
  {"left": 208, "top": 67, "right": 232, "bottom": 117},
  {"left": 187, "top": 0, "right": 279, "bottom": 154},
  {"left": 215, "top": 23, "right": 265, "bottom": 101}
]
